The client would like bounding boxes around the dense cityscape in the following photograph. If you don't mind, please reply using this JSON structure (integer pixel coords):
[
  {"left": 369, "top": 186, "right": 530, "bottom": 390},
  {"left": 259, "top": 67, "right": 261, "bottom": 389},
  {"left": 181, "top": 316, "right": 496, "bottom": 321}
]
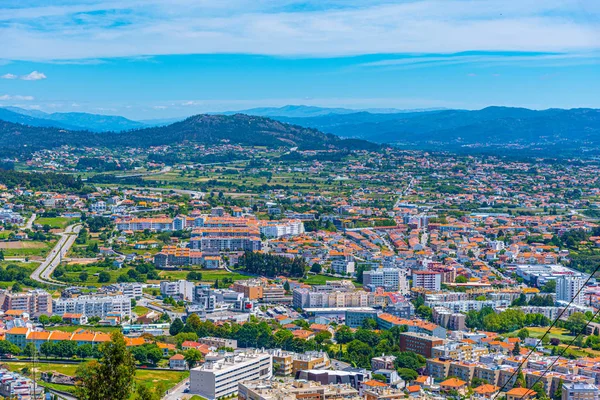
[{"left": 1, "top": 144, "right": 600, "bottom": 400}]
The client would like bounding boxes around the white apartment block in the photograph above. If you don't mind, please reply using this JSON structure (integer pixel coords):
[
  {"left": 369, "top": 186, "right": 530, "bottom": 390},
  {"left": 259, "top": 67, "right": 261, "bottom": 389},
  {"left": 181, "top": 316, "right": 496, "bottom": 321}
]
[
  {"left": 331, "top": 259, "right": 356, "bottom": 276},
  {"left": 562, "top": 382, "right": 599, "bottom": 400},
  {"left": 292, "top": 289, "right": 371, "bottom": 309},
  {"left": 119, "top": 283, "right": 143, "bottom": 299},
  {"left": 556, "top": 276, "right": 585, "bottom": 305},
  {"left": 259, "top": 220, "right": 304, "bottom": 238},
  {"left": 160, "top": 280, "right": 194, "bottom": 302},
  {"left": 412, "top": 270, "right": 442, "bottom": 291},
  {"left": 189, "top": 351, "right": 272, "bottom": 400},
  {"left": 53, "top": 295, "right": 131, "bottom": 318},
  {"left": 363, "top": 267, "right": 409, "bottom": 294}
]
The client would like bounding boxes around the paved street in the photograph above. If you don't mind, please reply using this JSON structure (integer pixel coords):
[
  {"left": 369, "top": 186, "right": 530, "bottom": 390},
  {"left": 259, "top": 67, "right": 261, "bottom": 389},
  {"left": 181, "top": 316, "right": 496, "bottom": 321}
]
[{"left": 30, "top": 224, "right": 82, "bottom": 286}]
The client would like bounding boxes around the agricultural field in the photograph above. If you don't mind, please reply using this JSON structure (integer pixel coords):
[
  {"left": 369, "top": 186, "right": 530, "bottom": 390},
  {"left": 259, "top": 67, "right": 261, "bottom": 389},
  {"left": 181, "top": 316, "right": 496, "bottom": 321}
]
[
  {"left": 0, "top": 240, "right": 55, "bottom": 258},
  {"left": 36, "top": 217, "right": 74, "bottom": 230}
]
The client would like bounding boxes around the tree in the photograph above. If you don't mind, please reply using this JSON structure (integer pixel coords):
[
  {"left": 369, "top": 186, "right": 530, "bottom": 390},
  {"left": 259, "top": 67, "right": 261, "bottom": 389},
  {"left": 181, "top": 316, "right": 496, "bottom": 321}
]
[
  {"left": 455, "top": 275, "right": 468, "bottom": 283},
  {"left": 98, "top": 271, "right": 111, "bottom": 283},
  {"left": 566, "top": 312, "right": 587, "bottom": 336},
  {"left": 0, "top": 250, "right": 4, "bottom": 261},
  {"left": 80, "top": 272, "right": 89, "bottom": 282},
  {"left": 50, "top": 315, "right": 63, "bottom": 324},
  {"left": 553, "top": 379, "right": 563, "bottom": 400},
  {"left": 23, "top": 342, "right": 37, "bottom": 358},
  {"left": 514, "top": 369, "right": 526, "bottom": 388},
  {"left": 283, "top": 280, "right": 291, "bottom": 292},
  {"left": 11, "top": 282, "right": 22, "bottom": 292},
  {"left": 75, "top": 331, "right": 136, "bottom": 400},
  {"left": 184, "top": 349, "right": 203, "bottom": 369},
  {"left": 310, "top": 263, "right": 322, "bottom": 273},
  {"left": 170, "top": 318, "right": 184, "bottom": 336},
  {"left": 335, "top": 326, "right": 354, "bottom": 344},
  {"left": 397, "top": 368, "right": 418, "bottom": 382},
  {"left": 372, "top": 373, "right": 387, "bottom": 382},
  {"left": 517, "top": 328, "right": 529, "bottom": 340},
  {"left": 512, "top": 341, "right": 521, "bottom": 356},
  {"left": 38, "top": 314, "right": 50, "bottom": 327},
  {"left": 314, "top": 330, "right": 332, "bottom": 344},
  {"left": 416, "top": 305, "right": 433, "bottom": 321},
  {"left": 532, "top": 382, "right": 547, "bottom": 399},
  {"left": 0, "top": 340, "right": 20, "bottom": 356}
]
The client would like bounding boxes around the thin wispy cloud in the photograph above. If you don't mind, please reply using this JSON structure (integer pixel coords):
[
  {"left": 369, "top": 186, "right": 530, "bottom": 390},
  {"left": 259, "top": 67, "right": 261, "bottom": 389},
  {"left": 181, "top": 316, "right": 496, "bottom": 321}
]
[
  {"left": 0, "top": 0, "right": 598, "bottom": 60},
  {"left": 0, "top": 94, "right": 35, "bottom": 101},
  {"left": 1, "top": 70, "right": 47, "bottom": 80}
]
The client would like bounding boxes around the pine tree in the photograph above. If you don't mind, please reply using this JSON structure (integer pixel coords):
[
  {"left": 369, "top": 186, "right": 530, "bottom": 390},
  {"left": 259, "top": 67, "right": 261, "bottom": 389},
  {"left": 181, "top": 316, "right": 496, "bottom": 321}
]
[{"left": 75, "top": 331, "right": 136, "bottom": 400}]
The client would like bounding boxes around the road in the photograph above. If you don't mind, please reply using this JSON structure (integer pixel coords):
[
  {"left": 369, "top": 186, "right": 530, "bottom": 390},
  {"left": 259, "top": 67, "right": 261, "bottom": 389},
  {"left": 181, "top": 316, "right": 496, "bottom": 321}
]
[
  {"left": 30, "top": 224, "right": 82, "bottom": 286},
  {"left": 162, "top": 377, "right": 190, "bottom": 400},
  {"left": 394, "top": 176, "right": 415, "bottom": 209},
  {"left": 138, "top": 295, "right": 185, "bottom": 320},
  {"left": 24, "top": 213, "right": 36, "bottom": 230}
]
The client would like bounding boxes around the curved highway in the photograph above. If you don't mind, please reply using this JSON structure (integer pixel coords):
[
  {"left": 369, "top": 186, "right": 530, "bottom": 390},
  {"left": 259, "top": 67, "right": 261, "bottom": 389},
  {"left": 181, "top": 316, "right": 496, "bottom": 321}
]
[{"left": 30, "top": 224, "right": 82, "bottom": 286}]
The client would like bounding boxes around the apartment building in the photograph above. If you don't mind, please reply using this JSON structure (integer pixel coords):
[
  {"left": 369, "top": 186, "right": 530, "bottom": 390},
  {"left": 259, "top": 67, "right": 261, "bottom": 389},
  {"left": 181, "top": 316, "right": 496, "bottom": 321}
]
[
  {"left": 232, "top": 279, "right": 288, "bottom": 303},
  {"left": 119, "top": 283, "right": 143, "bottom": 299},
  {"left": 295, "top": 370, "right": 366, "bottom": 390},
  {"left": 160, "top": 280, "right": 194, "bottom": 301},
  {"left": 371, "top": 355, "right": 396, "bottom": 371},
  {"left": 189, "top": 350, "right": 272, "bottom": 400},
  {"left": 426, "top": 358, "right": 451, "bottom": 379},
  {"left": 398, "top": 332, "right": 445, "bottom": 358},
  {"left": 190, "top": 217, "right": 262, "bottom": 252},
  {"left": 116, "top": 217, "right": 173, "bottom": 232},
  {"left": 331, "top": 259, "right": 356, "bottom": 276},
  {"left": 562, "top": 382, "right": 599, "bottom": 400},
  {"left": 345, "top": 309, "right": 379, "bottom": 328},
  {"left": 258, "top": 219, "right": 305, "bottom": 238},
  {"left": 557, "top": 276, "right": 585, "bottom": 305},
  {"left": 239, "top": 379, "right": 360, "bottom": 400},
  {"left": 198, "top": 337, "right": 237, "bottom": 350},
  {"left": 363, "top": 267, "right": 409, "bottom": 294},
  {"left": 53, "top": 295, "right": 131, "bottom": 318},
  {"left": 412, "top": 270, "right": 442, "bottom": 291},
  {"left": 292, "top": 289, "right": 371, "bottom": 309},
  {"left": 0, "top": 289, "right": 52, "bottom": 315},
  {"left": 432, "top": 306, "right": 466, "bottom": 331}
]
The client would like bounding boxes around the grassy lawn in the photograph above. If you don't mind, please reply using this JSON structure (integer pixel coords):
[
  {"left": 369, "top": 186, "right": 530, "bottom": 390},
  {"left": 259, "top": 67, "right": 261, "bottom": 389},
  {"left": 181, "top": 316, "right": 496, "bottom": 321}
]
[
  {"left": 47, "top": 325, "right": 121, "bottom": 333},
  {"left": 301, "top": 274, "right": 361, "bottom": 287},
  {"left": 36, "top": 217, "right": 74, "bottom": 229},
  {"left": 158, "top": 268, "right": 251, "bottom": 282},
  {"left": 4, "top": 362, "right": 188, "bottom": 397},
  {"left": 133, "top": 305, "right": 150, "bottom": 315},
  {"left": 58, "top": 264, "right": 135, "bottom": 286},
  {"left": 0, "top": 230, "right": 13, "bottom": 240},
  {"left": 511, "top": 327, "right": 575, "bottom": 342}
]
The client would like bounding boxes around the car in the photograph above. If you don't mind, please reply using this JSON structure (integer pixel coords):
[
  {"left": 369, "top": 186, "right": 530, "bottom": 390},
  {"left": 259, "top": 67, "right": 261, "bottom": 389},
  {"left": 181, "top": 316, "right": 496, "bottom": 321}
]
[{"left": 183, "top": 388, "right": 189, "bottom": 393}]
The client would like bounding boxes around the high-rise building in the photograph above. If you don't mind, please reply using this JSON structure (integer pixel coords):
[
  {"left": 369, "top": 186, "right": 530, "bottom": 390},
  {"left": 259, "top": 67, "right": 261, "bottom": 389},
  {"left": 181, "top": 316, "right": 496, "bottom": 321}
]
[
  {"left": 0, "top": 289, "right": 52, "bottom": 315},
  {"left": 562, "top": 382, "right": 599, "bottom": 400},
  {"left": 189, "top": 350, "right": 272, "bottom": 400},
  {"left": 412, "top": 270, "right": 442, "bottom": 291},
  {"left": 363, "top": 267, "right": 409, "bottom": 294},
  {"left": 556, "top": 276, "right": 585, "bottom": 305}
]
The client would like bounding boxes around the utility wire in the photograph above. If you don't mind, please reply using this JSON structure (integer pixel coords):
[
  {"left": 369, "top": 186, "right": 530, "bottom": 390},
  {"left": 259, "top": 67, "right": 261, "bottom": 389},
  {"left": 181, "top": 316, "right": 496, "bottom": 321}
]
[
  {"left": 492, "top": 263, "right": 600, "bottom": 399},
  {"left": 517, "top": 304, "right": 600, "bottom": 399}
]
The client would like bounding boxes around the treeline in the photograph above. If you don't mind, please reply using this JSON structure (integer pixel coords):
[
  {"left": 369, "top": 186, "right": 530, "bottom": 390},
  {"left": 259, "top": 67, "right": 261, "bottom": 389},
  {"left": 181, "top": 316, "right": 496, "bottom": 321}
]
[
  {"left": 466, "top": 307, "right": 551, "bottom": 333},
  {"left": 0, "top": 169, "right": 84, "bottom": 190},
  {"left": 0, "top": 264, "right": 45, "bottom": 289},
  {"left": 168, "top": 315, "right": 422, "bottom": 381},
  {"left": 235, "top": 251, "right": 307, "bottom": 277},
  {"left": 511, "top": 294, "right": 555, "bottom": 307}
]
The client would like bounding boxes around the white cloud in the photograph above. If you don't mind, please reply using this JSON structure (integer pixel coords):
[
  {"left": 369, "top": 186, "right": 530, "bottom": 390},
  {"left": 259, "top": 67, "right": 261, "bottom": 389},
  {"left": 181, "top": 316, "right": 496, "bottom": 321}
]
[
  {"left": 1, "top": 71, "right": 47, "bottom": 80},
  {"left": 21, "top": 71, "right": 47, "bottom": 80},
  {"left": 0, "top": 0, "right": 598, "bottom": 60},
  {"left": 0, "top": 94, "right": 35, "bottom": 100}
]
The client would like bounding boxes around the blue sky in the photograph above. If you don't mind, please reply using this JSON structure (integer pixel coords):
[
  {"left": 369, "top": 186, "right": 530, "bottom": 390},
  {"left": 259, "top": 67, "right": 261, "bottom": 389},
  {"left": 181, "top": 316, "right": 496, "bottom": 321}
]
[{"left": 0, "top": 0, "right": 599, "bottom": 119}]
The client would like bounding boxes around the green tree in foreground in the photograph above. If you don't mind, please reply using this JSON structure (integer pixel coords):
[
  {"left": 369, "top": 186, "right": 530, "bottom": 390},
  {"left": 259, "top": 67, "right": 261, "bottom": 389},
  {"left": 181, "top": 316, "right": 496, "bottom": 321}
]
[
  {"left": 184, "top": 348, "right": 203, "bottom": 369},
  {"left": 75, "top": 331, "right": 136, "bottom": 400}
]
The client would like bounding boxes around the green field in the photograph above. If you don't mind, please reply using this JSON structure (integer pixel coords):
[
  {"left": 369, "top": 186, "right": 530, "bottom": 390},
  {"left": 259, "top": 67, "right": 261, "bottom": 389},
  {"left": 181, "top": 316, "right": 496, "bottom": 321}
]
[
  {"left": 47, "top": 325, "right": 121, "bottom": 333},
  {"left": 158, "top": 268, "right": 251, "bottom": 282},
  {"left": 133, "top": 305, "right": 150, "bottom": 315},
  {"left": 509, "top": 327, "right": 575, "bottom": 342},
  {"left": 36, "top": 217, "right": 74, "bottom": 229},
  {"left": 302, "top": 274, "right": 362, "bottom": 287},
  {"left": 4, "top": 362, "right": 188, "bottom": 397},
  {"left": 0, "top": 241, "right": 55, "bottom": 258},
  {"left": 58, "top": 264, "right": 136, "bottom": 286}
]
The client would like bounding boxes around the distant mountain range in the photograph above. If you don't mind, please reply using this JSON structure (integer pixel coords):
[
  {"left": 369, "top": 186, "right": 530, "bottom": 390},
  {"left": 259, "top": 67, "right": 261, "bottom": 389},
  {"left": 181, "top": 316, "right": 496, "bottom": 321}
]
[
  {"left": 0, "top": 113, "right": 377, "bottom": 157},
  {"left": 218, "top": 105, "right": 445, "bottom": 118},
  {"left": 2, "top": 105, "right": 600, "bottom": 157}
]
